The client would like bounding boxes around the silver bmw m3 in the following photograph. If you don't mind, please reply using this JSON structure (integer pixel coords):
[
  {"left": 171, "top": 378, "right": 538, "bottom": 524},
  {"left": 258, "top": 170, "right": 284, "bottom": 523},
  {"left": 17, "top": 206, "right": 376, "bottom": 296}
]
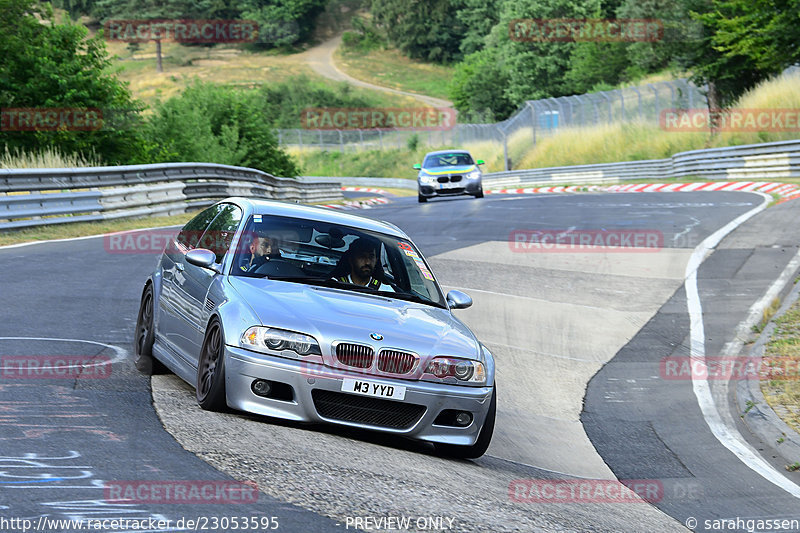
[{"left": 134, "top": 198, "right": 496, "bottom": 458}]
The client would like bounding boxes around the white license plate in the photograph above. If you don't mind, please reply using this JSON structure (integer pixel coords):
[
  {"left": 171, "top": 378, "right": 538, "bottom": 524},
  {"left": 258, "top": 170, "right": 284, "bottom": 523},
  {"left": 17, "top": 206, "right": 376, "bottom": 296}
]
[
  {"left": 439, "top": 182, "right": 460, "bottom": 189},
  {"left": 341, "top": 378, "right": 406, "bottom": 400}
]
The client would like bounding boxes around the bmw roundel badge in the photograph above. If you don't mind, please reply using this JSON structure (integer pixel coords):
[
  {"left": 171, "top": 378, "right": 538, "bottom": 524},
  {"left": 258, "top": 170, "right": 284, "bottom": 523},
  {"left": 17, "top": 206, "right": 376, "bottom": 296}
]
[{"left": 370, "top": 333, "right": 384, "bottom": 341}]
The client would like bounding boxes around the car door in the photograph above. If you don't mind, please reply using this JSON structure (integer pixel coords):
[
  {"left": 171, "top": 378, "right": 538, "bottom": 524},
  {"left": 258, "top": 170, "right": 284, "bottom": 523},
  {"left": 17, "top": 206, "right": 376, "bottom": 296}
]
[
  {"left": 178, "top": 203, "right": 243, "bottom": 362},
  {"left": 158, "top": 204, "right": 225, "bottom": 359}
]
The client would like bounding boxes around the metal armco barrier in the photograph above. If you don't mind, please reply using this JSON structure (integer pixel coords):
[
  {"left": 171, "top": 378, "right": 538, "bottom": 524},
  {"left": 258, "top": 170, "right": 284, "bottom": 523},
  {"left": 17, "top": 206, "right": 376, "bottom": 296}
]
[
  {"left": 0, "top": 163, "right": 342, "bottom": 230},
  {"left": 482, "top": 139, "right": 800, "bottom": 187}
]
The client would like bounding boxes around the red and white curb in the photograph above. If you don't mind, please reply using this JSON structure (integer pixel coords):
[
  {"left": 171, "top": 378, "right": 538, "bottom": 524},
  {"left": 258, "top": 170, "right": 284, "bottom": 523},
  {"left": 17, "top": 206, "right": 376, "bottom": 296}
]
[
  {"left": 342, "top": 186, "right": 390, "bottom": 195},
  {"left": 320, "top": 186, "right": 393, "bottom": 209},
  {"left": 321, "top": 197, "right": 390, "bottom": 210},
  {"left": 485, "top": 181, "right": 800, "bottom": 203}
]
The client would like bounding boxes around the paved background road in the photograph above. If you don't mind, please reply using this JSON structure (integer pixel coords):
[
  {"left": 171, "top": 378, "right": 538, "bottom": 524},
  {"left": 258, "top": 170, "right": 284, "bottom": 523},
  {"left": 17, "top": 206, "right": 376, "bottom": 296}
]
[{"left": 1, "top": 191, "right": 798, "bottom": 532}]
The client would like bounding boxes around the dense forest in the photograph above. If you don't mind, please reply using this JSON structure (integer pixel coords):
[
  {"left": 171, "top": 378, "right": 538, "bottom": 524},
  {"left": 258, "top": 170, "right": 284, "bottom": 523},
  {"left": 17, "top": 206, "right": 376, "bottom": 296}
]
[{"left": 1, "top": 0, "right": 797, "bottom": 173}]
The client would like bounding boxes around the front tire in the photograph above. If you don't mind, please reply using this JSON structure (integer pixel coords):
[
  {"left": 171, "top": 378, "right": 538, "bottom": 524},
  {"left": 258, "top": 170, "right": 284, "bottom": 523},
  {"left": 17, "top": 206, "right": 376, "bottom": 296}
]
[
  {"left": 435, "top": 386, "right": 496, "bottom": 459},
  {"left": 418, "top": 193, "right": 427, "bottom": 203},
  {"left": 133, "top": 284, "right": 167, "bottom": 375},
  {"left": 196, "top": 318, "right": 227, "bottom": 411},
  {"left": 474, "top": 188, "right": 484, "bottom": 199}
]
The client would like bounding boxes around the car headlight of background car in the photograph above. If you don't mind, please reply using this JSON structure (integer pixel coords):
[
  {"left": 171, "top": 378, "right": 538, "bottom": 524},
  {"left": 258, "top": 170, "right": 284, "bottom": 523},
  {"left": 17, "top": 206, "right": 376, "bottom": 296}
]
[
  {"left": 241, "top": 326, "right": 321, "bottom": 358},
  {"left": 418, "top": 172, "right": 437, "bottom": 184},
  {"left": 423, "top": 356, "right": 486, "bottom": 385},
  {"left": 466, "top": 170, "right": 481, "bottom": 180}
]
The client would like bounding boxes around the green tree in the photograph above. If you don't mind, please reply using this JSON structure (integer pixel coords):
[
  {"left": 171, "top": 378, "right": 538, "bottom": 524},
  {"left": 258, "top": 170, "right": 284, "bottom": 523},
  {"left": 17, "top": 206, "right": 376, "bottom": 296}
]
[
  {"left": 93, "top": 0, "right": 196, "bottom": 72},
  {"left": 455, "top": 0, "right": 500, "bottom": 56},
  {"left": 371, "top": 0, "right": 466, "bottom": 63},
  {"left": 144, "top": 81, "right": 299, "bottom": 176},
  {"left": 616, "top": 0, "right": 702, "bottom": 75},
  {"left": 448, "top": 48, "right": 515, "bottom": 120},
  {"left": 257, "top": 75, "right": 376, "bottom": 128},
  {"left": 498, "top": 0, "right": 602, "bottom": 103},
  {"left": 0, "top": 0, "right": 147, "bottom": 164},
  {"left": 564, "top": 42, "right": 631, "bottom": 93},
  {"left": 239, "top": 0, "right": 327, "bottom": 48},
  {"left": 689, "top": 0, "right": 800, "bottom": 109}
]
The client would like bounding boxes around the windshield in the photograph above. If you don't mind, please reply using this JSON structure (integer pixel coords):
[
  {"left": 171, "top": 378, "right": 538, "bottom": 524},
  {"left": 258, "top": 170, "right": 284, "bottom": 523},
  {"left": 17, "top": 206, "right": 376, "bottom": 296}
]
[
  {"left": 422, "top": 153, "right": 475, "bottom": 168},
  {"left": 231, "top": 214, "right": 446, "bottom": 308}
]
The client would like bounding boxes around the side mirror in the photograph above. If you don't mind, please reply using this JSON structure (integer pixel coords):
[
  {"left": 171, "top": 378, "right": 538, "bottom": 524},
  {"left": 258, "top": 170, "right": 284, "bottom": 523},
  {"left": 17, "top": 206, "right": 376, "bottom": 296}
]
[
  {"left": 476, "top": 159, "right": 485, "bottom": 165},
  {"left": 413, "top": 164, "right": 421, "bottom": 170},
  {"left": 446, "top": 290, "right": 472, "bottom": 310},
  {"left": 185, "top": 248, "right": 218, "bottom": 271}
]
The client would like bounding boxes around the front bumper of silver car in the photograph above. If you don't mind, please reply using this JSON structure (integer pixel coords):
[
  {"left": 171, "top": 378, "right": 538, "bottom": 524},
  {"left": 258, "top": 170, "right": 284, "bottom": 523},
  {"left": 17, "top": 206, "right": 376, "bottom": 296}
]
[
  {"left": 224, "top": 345, "right": 493, "bottom": 446},
  {"left": 418, "top": 174, "right": 482, "bottom": 198}
]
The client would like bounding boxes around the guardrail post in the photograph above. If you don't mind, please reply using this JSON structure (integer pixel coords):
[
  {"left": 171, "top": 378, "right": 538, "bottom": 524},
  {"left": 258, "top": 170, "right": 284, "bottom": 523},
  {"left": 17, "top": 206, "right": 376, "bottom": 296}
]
[
  {"left": 648, "top": 84, "right": 659, "bottom": 121},
  {"left": 338, "top": 130, "right": 344, "bottom": 153},
  {"left": 667, "top": 82, "right": 676, "bottom": 110},
  {"left": 526, "top": 102, "right": 536, "bottom": 146},
  {"left": 497, "top": 126, "right": 509, "bottom": 171},
  {"left": 599, "top": 92, "right": 612, "bottom": 123},
  {"left": 631, "top": 86, "right": 642, "bottom": 120}
]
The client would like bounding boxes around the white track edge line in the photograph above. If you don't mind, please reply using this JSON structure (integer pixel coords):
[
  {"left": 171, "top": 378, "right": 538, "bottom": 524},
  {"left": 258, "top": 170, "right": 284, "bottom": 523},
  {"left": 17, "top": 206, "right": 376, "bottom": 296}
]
[{"left": 686, "top": 192, "right": 800, "bottom": 498}]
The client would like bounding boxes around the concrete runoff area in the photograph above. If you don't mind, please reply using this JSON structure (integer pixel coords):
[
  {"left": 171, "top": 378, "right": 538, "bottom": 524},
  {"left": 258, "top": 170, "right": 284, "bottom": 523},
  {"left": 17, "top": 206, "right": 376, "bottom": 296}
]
[
  {"left": 151, "top": 239, "right": 692, "bottom": 531},
  {"left": 432, "top": 243, "right": 693, "bottom": 477}
]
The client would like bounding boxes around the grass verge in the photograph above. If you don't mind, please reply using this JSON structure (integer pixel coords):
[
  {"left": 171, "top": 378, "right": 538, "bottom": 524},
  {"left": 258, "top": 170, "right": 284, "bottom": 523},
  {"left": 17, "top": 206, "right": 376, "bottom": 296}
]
[
  {"left": 292, "top": 140, "right": 505, "bottom": 178},
  {"left": 105, "top": 40, "right": 424, "bottom": 109},
  {"left": 297, "top": 68, "right": 800, "bottom": 176},
  {"left": 0, "top": 213, "right": 197, "bottom": 247},
  {"left": 335, "top": 46, "right": 454, "bottom": 102},
  {"left": 761, "top": 296, "right": 800, "bottom": 435}
]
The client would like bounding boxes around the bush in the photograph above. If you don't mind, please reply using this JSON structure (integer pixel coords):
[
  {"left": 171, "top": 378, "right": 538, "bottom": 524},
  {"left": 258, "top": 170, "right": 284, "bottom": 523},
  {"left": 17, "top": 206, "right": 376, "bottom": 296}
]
[
  {"left": 341, "top": 16, "right": 386, "bottom": 51},
  {"left": 144, "top": 81, "right": 299, "bottom": 176},
  {"left": 256, "top": 75, "right": 380, "bottom": 129},
  {"left": 0, "top": 0, "right": 148, "bottom": 165}
]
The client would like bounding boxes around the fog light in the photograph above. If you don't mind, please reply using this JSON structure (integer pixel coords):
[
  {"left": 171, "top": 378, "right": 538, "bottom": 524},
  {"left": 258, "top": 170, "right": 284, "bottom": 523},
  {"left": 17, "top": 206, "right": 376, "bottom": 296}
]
[
  {"left": 252, "top": 379, "right": 272, "bottom": 397},
  {"left": 455, "top": 412, "right": 472, "bottom": 427}
]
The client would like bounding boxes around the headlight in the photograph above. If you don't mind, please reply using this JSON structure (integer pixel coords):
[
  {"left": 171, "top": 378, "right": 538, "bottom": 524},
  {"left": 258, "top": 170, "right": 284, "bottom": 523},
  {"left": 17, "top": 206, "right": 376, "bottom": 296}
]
[
  {"left": 419, "top": 173, "right": 436, "bottom": 184},
  {"left": 466, "top": 170, "right": 481, "bottom": 180},
  {"left": 423, "top": 357, "right": 486, "bottom": 384},
  {"left": 240, "top": 326, "right": 321, "bottom": 358}
]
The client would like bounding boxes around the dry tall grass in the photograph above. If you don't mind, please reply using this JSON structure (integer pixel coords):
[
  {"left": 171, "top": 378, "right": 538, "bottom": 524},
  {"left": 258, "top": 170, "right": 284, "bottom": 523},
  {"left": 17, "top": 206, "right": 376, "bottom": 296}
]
[
  {"left": 1, "top": 146, "right": 102, "bottom": 169},
  {"left": 515, "top": 71, "right": 800, "bottom": 169}
]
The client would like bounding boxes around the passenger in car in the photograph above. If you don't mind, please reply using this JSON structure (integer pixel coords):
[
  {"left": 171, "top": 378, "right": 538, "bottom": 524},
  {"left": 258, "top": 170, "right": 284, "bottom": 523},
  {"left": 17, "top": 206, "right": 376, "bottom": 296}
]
[{"left": 239, "top": 233, "right": 273, "bottom": 272}]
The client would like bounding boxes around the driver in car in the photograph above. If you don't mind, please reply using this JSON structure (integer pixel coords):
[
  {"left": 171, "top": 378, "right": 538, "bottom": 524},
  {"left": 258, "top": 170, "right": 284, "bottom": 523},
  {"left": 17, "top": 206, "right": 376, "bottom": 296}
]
[{"left": 336, "top": 237, "right": 394, "bottom": 292}]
